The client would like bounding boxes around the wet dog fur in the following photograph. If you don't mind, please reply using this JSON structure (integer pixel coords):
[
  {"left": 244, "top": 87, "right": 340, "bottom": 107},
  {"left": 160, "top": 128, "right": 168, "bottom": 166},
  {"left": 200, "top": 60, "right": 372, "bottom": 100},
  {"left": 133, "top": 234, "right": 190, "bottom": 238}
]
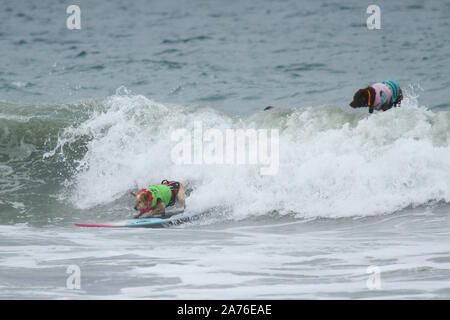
[
  {"left": 131, "top": 182, "right": 186, "bottom": 218},
  {"left": 350, "top": 86, "right": 403, "bottom": 113}
]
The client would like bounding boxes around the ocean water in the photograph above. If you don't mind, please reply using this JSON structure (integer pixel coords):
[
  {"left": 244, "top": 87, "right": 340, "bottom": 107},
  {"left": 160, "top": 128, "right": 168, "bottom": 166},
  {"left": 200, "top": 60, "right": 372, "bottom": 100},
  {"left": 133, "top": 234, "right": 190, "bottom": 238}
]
[{"left": 0, "top": 0, "right": 450, "bottom": 299}]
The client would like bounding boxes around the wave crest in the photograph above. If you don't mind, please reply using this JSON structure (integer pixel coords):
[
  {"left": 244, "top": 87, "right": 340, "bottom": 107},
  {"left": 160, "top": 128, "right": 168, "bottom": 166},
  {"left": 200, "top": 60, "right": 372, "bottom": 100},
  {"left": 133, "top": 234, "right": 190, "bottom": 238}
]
[{"left": 44, "top": 90, "right": 450, "bottom": 219}]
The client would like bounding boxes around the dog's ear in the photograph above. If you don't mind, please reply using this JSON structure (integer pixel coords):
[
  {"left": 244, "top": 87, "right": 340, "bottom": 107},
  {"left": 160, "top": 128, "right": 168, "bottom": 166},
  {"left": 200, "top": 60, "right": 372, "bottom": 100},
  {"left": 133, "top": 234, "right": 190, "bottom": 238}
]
[{"left": 131, "top": 192, "right": 137, "bottom": 198}]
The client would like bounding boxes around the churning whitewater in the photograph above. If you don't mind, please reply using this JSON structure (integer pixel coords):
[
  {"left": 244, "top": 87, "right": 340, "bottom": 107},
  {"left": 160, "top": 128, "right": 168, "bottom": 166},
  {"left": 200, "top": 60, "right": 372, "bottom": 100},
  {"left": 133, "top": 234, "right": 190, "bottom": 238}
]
[{"left": 34, "top": 88, "right": 450, "bottom": 221}]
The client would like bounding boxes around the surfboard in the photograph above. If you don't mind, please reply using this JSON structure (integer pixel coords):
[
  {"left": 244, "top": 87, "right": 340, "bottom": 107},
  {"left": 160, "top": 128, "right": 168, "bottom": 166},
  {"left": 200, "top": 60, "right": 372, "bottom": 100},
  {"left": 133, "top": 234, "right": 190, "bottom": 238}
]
[{"left": 75, "top": 211, "right": 197, "bottom": 228}]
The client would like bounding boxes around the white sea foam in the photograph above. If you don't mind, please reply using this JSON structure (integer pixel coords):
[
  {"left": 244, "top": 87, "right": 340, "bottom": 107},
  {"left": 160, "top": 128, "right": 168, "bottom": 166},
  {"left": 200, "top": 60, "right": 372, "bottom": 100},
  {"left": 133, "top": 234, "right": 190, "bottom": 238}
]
[{"left": 51, "top": 90, "right": 450, "bottom": 219}]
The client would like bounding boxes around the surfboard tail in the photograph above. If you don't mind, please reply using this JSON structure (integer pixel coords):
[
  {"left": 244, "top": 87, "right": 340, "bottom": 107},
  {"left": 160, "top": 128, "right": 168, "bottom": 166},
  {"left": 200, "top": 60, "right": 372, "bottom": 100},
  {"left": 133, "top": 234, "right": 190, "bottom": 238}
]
[{"left": 75, "top": 222, "right": 126, "bottom": 227}]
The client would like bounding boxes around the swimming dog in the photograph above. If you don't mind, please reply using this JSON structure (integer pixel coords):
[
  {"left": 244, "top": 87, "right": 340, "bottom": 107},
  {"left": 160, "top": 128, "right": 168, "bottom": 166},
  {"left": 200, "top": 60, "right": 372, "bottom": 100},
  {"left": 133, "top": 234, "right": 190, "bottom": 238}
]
[
  {"left": 131, "top": 180, "right": 186, "bottom": 218},
  {"left": 350, "top": 78, "right": 403, "bottom": 113}
]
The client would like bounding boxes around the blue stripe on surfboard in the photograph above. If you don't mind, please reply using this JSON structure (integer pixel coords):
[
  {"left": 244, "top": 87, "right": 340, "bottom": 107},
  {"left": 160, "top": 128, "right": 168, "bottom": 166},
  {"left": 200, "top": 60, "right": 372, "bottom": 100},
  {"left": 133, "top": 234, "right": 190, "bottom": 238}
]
[
  {"left": 124, "top": 214, "right": 192, "bottom": 227},
  {"left": 75, "top": 212, "right": 195, "bottom": 228}
]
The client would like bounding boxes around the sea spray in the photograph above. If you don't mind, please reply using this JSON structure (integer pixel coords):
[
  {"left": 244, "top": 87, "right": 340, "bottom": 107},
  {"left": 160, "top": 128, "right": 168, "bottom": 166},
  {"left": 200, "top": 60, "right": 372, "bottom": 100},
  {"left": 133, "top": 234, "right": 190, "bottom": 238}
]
[{"left": 40, "top": 90, "right": 450, "bottom": 219}]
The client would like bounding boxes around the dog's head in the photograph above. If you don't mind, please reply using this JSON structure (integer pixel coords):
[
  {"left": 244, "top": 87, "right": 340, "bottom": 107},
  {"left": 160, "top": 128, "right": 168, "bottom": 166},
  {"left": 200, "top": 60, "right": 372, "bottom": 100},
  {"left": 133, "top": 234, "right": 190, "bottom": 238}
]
[
  {"left": 349, "top": 88, "right": 371, "bottom": 108},
  {"left": 131, "top": 191, "right": 151, "bottom": 211}
]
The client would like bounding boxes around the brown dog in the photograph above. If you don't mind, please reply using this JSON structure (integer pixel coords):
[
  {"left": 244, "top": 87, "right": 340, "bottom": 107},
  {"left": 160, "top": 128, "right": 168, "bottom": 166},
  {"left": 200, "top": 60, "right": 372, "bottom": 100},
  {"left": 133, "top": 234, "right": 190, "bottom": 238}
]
[
  {"left": 131, "top": 180, "right": 186, "bottom": 218},
  {"left": 350, "top": 79, "right": 403, "bottom": 113}
]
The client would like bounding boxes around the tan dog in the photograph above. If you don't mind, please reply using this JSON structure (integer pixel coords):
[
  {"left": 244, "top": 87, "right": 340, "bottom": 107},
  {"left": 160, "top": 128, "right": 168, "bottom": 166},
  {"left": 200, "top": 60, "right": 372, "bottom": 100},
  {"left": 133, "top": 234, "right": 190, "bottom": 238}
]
[{"left": 131, "top": 180, "right": 186, "bottom": 218}]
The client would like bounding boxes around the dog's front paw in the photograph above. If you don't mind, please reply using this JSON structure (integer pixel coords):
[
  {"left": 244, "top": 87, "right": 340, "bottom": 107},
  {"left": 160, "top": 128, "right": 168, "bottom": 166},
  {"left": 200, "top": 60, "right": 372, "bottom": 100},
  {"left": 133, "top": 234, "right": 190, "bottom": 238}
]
[{"left": 133, "top": 213, "right": 141, "bottom": 219}]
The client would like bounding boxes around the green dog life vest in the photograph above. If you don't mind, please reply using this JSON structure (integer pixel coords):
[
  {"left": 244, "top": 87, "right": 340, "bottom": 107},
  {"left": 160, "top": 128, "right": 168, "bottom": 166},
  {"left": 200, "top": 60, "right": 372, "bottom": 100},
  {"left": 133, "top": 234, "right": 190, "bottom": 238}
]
[{"left": 146, "top": 184, "right": 172, "bottom": 209}]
